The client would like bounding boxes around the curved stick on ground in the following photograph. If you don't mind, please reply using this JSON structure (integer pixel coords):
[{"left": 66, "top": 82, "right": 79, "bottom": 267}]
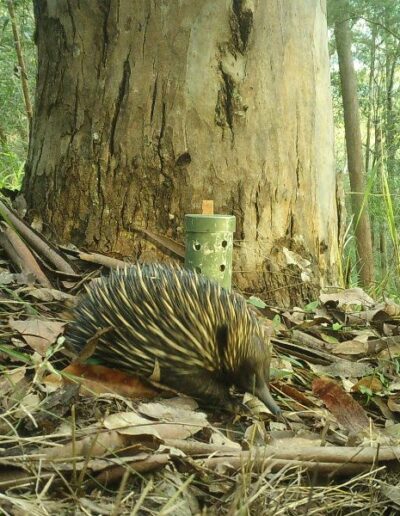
[
  {"left": 0, "top": 199, "right": 75, "bottom": 274},
  {"left": 0, "top": 222, "right": 52, "bottom": 287}
]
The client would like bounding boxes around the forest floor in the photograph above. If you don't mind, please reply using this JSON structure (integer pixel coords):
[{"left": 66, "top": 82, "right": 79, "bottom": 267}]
[{"left": 0, "top": 207, "right": 400, "bottom": 514}]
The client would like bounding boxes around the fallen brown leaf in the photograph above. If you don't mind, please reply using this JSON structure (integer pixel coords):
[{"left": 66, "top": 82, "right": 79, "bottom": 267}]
[
  {"left": 312, "top": 376, "right": 371, "bottom": 434},
  {"left": 44, "top": 363, "right": 161, "bottom": 399},
  {"left": 352, "top": 376, "right": 384, "bottom": 394},
  {"left": 9, "top": 317, "right": 65, "bottom": 355},
  {"left": 388, "top": 396, "right": 400, "bottom": 413},
  {"left": 320, "top": 288, "right": 374, "bottom": 310},
  {"left": 106, "top": 402, "right": 208, "bottom": 440}
]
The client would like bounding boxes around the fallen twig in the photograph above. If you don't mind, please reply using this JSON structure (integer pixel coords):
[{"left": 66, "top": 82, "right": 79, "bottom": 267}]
[
  {"left": 0, "top": 199, "right": 75, "bottom": 274},
  {"left": 0, "top": 222, "right": 52, "bottom": 287}
]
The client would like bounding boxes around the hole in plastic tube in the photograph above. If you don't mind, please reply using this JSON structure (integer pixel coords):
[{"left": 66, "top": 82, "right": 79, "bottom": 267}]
[
  {"left": 220, "top": 264, "right": 226, "bottom": 272},
  {"left": 194, "top": 243, "right": 201, "bottom": 251},
  {"left": 221, "top": 240, "right": 228, "bottom": 248},
  {"left": 195, "top": 267, "right": 201, "bottom": 273}
]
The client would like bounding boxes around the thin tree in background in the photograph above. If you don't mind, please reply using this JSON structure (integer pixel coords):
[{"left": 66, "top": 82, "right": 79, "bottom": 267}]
[
  {"left": 7, "top": 0, "right": 33, "bottom": 127},
  {"left": 364, "top": 24, "right": 376, "bottom": 176},
  {"left": 334, "top": 1, "right": 375, "bottom": 287}
]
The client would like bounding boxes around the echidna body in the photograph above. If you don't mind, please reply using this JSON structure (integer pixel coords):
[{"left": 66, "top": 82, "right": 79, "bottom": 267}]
[{"left": 65, "top": 263, "right": 280, "bottom": 414}]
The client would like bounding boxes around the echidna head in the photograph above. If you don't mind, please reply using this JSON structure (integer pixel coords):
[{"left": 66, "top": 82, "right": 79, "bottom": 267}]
[{"left": 234, "top": 334, "right": 281, "bottom": 415}]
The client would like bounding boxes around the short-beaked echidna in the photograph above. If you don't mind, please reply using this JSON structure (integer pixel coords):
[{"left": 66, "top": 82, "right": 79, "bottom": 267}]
[{"left": 65, "top": 263, "right": 280, "bottom": 414}]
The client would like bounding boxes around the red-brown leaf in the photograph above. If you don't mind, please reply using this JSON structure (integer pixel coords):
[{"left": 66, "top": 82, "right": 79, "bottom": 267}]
[{"left": 312, "top": 377, "right": 370, "bottom": 434}]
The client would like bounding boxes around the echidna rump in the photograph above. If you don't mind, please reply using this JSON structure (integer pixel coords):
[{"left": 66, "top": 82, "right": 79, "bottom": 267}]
[{"left": 65, "top": 263, "right": 280, "bottom": 414}]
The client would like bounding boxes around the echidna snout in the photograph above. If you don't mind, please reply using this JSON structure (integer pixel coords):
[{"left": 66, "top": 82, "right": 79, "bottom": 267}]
[
  {"left": 65, "top": 264, "right": 281, "bottom": 414},
  {"left": 255, "top": 382, "right": 281, "bottom": 415},
  {"left": 234, "top": 336, "right": 281, "bottom": 415}
]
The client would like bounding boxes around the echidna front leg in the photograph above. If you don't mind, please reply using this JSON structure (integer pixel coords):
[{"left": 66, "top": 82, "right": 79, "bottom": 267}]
[{"left": 172, "top": 372, "right": 238, "bottom": 412}]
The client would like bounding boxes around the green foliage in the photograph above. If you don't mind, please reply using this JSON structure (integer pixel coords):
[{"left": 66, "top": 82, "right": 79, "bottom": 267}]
[
  {"left": 329, "top": 0, "right": 400, "bottom": 294},
  {"left": 247, "top": 296, "right": 267, "bottom": 309},
  {"left": 303, "top": 300, "right": 319, "bottom": 313},
  {"left": 0, "top": 0, "right": 35, "bottom": 189}
]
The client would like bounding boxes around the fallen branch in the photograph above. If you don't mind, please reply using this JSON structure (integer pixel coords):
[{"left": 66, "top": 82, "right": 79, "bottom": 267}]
[
  {"left": 0, "top": 222, "right": 52, "bottom": 287},
  {"left": 200, "top": 456, "right": 370, "bottom": 477},
  {"left": 76, "top": 251, "right": 128, "bottom": 269},
  {"left": 166, "top": 440, "right": 400, "bottom": 464},
  {"left": 91, "top": 453, "right": 170, "bottom": 486},
  {"left": 0, "top": 199, "right": 75, "bottom": 274}
]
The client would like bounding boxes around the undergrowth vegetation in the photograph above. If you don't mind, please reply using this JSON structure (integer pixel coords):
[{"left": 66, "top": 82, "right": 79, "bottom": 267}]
[{"left": 0, "top": 0, "right": 35, "bottom": 189}]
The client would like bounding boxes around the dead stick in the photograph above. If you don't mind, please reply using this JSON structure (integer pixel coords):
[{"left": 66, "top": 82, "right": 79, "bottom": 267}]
[
  {"left": 165, "top": 440, "right": 400, "bottom": 464},
  {"left": 138, "top": 228, "right": 185, "bottom": 259},
  {"left": 92, "top": 454, "right": 169, "bottom": 485},
  {"left": 77, "top": 252, "right": 128, "bottom": 269},
  {"left": 201, "top": 456, "right": 370, "bottom": 476},
  {"left": 0, "top": 199, "right": 75, "bottom": 274},
  {"left": 0, "top": 223, "right": 52, "bottom": 287},
  {"left": 165, "top": 439, "right": 239, "bottom": 456}
]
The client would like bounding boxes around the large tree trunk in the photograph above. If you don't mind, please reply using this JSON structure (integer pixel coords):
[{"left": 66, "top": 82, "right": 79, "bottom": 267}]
[
  {"left": 24, "top": 0, "right": 338, "bottom": 306},
  {"left": 334, "top": 3, "right": 375, "bottom": 287}
]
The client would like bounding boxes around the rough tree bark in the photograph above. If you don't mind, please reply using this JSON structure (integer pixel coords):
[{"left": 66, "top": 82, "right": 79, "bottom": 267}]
[
  {"left": 24, "top": 0, "right": 338, "bottom": 306},
  {"left": 334, "top": 3, "right": 375, "bottom": 287}
]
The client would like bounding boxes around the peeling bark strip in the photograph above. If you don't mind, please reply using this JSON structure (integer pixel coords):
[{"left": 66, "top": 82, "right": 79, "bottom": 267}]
[{"left": 25, "top": 1, "right": 338, "bottom": 306}]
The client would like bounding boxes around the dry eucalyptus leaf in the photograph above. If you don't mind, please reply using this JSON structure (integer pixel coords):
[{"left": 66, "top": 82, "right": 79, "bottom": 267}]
[
  {"left": 283, "top": 310, "right": 305, "bottom": 325},
  {"left": 243, "top": 392, "right": 273, "bottom": 415},
  {"left": 209, "top": 431, "right": 241, "bottom": 449},
  {"left": 0, "top": 271, "right": 15, "bottom": 285},
  {"left": 137, "top": 400, "right": 201, "bottom": 421},
  {"left": 372, "top": 397, "right": 395, "bottom": 421},
  {"left": 381, "top": 483, "right": 400, "bottom": 508},
  {"left": 388, "top": 397, "right": 400, "bottom": 413},
  {"left": 14, "top": 392, "right": 41, "bottom": 418},
  {"left": 383, "top": 423, "right": 400, "bottom": 439},
  {"left": 320, "top": 288, "right": 374, "bottom": 309},
  {"left": 310, "top": 360, "right": 372, "bottom": 378},
  {"left": 382, "top": 323, "right": 399, "bottom": 336},
  {"left": 44, "top": 363, "right": 160, "bottom": 398},
  {"left": 244, "top": 421, "right": 269, "bottom": 445},
  {"left": 386, "top": 303, "right": 400, "bottom": 317},
  {"left": 341, "top": 378, "right": 356, "bottom": 393},
  {"left": 139, "top": 396, "right": 198, "bottom": 413},
  {"left": 269, "top": 423, "right": 288, "bottom": 435},
  {"left": 331, "top": 339, "right": 370, "bottom": 356},
  {"left": 25, "top": 287, "right": 75, "bottom": 302},
  {"left": 312, "top": 377, "right": 370, "bottom": 435},
  {"left": 352, "top": 376, "right": 384, "bottom": 394},
  {"left": 9, "top": 317, "right": 65, "bottom": 355},
  {"left": 0, "top": 367, "right": 26, "bottom": 396},
  {"left": 105, "top": 410, "right": 208, "bottom": 440},
  {"left": 158, "top": 444, "right": 186, "bottom": 457},
  {"left": 151, "top": 478, "right": 193, "bottom": 516},
  {"left": 208, "top": 480, "right": 233, "bottom": 494},
  {"left": 378, "top": 344, "right": 400, "bottom": 359}
]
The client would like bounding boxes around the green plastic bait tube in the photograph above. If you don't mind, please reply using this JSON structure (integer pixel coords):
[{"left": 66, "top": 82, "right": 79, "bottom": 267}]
[{"left": 184, "top": 214, "right": 236, "bottom": 290}]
